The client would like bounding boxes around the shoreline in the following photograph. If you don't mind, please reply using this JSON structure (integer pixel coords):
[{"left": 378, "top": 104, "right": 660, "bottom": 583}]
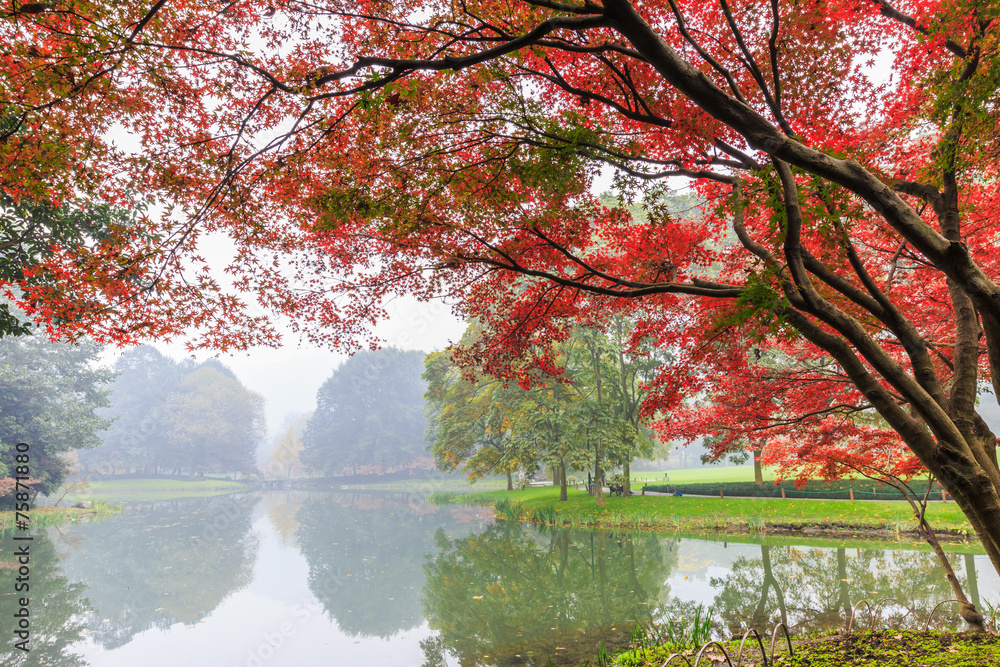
[
  {"left": 433, "top": 486, "right": 978, "bottom": 542},
  {"left": 0, "top": 501, "right": 122, "bottom": 531}
]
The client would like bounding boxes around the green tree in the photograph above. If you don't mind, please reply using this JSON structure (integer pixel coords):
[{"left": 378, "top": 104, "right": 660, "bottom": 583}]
[
  {"left": 563, "top": 325, "right": 661, "bottom": 504},
  {"left": 426, "top": 323, "right": 661, "bottom": 501},
  {"left": 424, "top": 349, "right": 541, "bottom": 490},
  {"left": 0, "top": 336, "right": 112, "bottom": 498},
  {"left": 80, "top": 350, "right": 263, "bottom": 476},
  {"left": 302, "top": 348, "right": 428, "bottom": 475},
  {"left": 513, "top": 377, "right": 593, "bottom": 500},
  {"left": 77, "top": 345, "right": 184, "bottom": 475},
  {"left": 161, "top": 366, "right": 265, "bottom": 476}
]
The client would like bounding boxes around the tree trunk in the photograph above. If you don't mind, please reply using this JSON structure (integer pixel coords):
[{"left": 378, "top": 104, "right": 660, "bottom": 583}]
[
  {"left": 589, "top": 338, "right": 607, "bottom": 507},
  {"left": 506, "top": 472, "right": 513, "bottom": 491},
  {"left": 594, "top": 442, "right": 605, "bottom": 507},
  {"left": 623, "top": 459, "right": 632, "bottom": 497},
  {"left": 559, "top": 459, "right": 568, "bottom": 502},
  {"left": 754, "top": 446, "right": 764, "bottom": 485}
]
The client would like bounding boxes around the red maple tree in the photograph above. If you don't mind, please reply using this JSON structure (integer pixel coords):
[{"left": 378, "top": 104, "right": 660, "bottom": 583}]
[{"left": 3, "top": 0, "right": 1000, "bottom": 625}]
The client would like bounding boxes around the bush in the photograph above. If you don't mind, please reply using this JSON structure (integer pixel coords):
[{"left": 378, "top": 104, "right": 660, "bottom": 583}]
[{"left": 643, "top": 479, "right": 941, "bottom": 500}]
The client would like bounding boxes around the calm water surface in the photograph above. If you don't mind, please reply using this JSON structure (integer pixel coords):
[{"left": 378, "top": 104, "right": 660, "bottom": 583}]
[{"left": 2, "top": 491, "right": 997, "bottom": 666}]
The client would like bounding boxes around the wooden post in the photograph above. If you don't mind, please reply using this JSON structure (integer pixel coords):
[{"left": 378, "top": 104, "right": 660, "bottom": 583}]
[
  {"left": 849, "top": 488, "right": 855, "bottom": 501},
  {"left": 720, "top": 488, "right": 724, "bottom": 499},
  {"left": 781, "top": 488, "right": 786, "bottom": 499}
]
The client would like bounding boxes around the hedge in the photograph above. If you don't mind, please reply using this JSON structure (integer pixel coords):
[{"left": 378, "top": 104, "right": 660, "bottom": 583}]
[{"left": 642, "top": 478, "right": 948, "bottom": 501}]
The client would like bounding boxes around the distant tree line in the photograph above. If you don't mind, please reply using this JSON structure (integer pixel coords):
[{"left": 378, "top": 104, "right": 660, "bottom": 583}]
[
  {"left": 79, "top": 346, "right": 264, "bottom": 476},
  {"left": 302, "top": 348, "right": 432, "bottom": 476}
]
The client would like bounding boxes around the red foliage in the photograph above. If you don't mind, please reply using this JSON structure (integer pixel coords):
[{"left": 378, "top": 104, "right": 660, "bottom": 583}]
[{"left": 3, "top": 2, "right": 1000, "bottom": 518}]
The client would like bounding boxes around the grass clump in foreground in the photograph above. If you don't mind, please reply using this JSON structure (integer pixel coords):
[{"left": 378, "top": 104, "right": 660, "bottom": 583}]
[
  {"left": 608, "top": 630, "right": 1000, "bottom": 666},
  {"left": 0, "top": 499, "right": 122, "bottom": 531},
  {"left": 452, "top": 486, "right": 975, "bottom": 534}
]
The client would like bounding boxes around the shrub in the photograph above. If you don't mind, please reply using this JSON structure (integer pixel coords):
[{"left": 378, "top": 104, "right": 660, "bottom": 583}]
[{"left": 643, "top": 479, "right": 938, "bottom": 501}]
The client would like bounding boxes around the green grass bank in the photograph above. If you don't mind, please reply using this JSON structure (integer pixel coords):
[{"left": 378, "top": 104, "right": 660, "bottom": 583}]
[
  {"left": 67, "top": 478, "right": 253, "bottom": 502},
  {"left": 436, "top": 486, "right": 975, "bottom": 536},
  {"left": 0, "top": 499, "right": 122, "bottom": 532}
]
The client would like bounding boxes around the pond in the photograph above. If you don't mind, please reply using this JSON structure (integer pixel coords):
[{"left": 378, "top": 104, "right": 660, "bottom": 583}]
[{"left": 1, "top": 491, "right": 996, "bottom": 666}]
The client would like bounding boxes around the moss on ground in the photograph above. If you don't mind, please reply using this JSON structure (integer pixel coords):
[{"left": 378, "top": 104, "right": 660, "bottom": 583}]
[
  {"left": 610, "top": 631, "right": 1000, "bottom": 666},
  {"left": 783, "top": 630, "right": 1000, "bottom": 667}
]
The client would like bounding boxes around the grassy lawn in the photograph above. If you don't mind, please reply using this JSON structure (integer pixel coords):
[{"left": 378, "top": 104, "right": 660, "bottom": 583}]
[
  {"left": 331, "top": 476, "right": 510, "bottom": 493},
  {"left": 445, "top": 485, "right": 974, "bottom": 534},
  {"left": 67, "top": 478, "right": 253, "bottom": 502},
  {"left": 669, "top": 526, "right": 987, "bottom": 554},
  {"left": 629, "top": 465, "right": 760, "bottom": 485},
  {"left": 347, "top": 467, "right": 762, "bottom": 492}
]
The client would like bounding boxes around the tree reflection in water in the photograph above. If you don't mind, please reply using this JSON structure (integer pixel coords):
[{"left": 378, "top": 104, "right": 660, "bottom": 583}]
[
  {"left": 0, "top": 530, "right": 91, "bottom": 666},
  {"left": 710, "top": 542, "right": 983, "bottom": 635},
  {"left": 422, "top": 523, "right": 678, "bottom": 666},
  {"left": 55, "top": 494, "right": 260, "bottom": 648},
  {"left": 1, "top": 492, "right": 989, "bottom": 667},
  {"left": 296, "top": 492, "right": 487, "bottom": 639}
]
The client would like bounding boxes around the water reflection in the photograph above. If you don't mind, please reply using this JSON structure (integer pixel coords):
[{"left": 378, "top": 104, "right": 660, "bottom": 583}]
[
  {"left": 0, "top": 492, "right": 994, "bottom": 667},
  {"left": 55, "top": 494, "right": 260, "bottom": 648},
  {"left": 710, "top": 541, "right": 982, "bottom": 634},
  {"left": 420, "top": 524, "right": 996, "bottom": 666},
  {"left": 0, "top": 530, "right": 91, "bottom": 666},
  {"left": 422, "top": 523, "right": 679, "bottom": 666},
  {"left": 296, "top": 492, "right": 486, "bottom": 639}
]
